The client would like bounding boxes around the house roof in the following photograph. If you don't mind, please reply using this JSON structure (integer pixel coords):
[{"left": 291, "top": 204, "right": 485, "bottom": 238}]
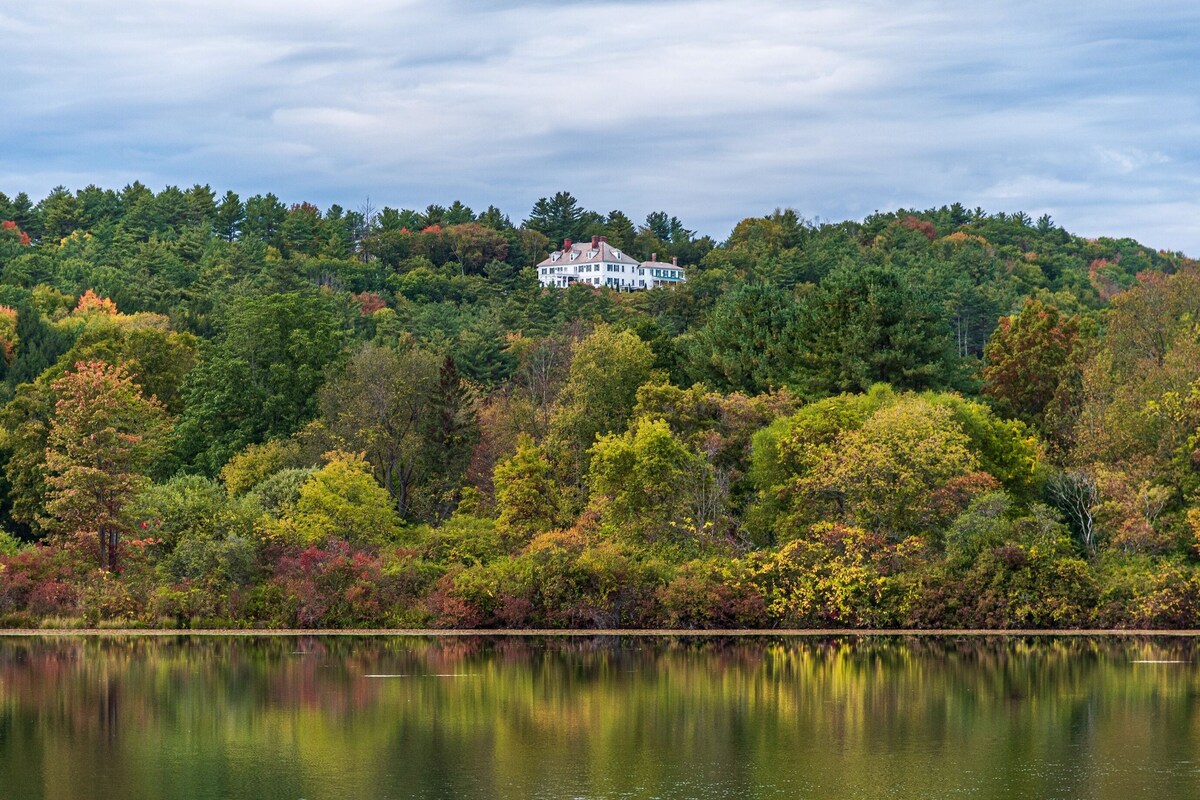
[
  {"left": 639, "top": 256, "right": 684, "bottom": 271},
  {"left": 536, "top": 236, "right": 640, "bottom": 268}
]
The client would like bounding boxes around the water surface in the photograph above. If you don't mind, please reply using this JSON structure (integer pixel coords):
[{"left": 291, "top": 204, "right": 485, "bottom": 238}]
[{"left": 1, "top": 634, "right": 1197, "bottom": 798}]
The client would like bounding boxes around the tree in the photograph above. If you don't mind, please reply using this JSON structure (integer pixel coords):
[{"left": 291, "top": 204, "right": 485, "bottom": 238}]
[
  {"left": 524, "top": 191, "right": 595, "bottom": 246},
  {"left": 242, "top": 193, "right": 286, "bottom": 246},
  {"left": 548, "top": 325, "right": 655, "bottom": 481},
  {"left": 176, "top": 291, "right": 348, "bottom": 473},
  {"left": 38, "top": 186, "right": 85, "bottom": 242},
  {"left": 494, "top": 435, "right": 562, "bottom": 544},
  {"left": 125, "top": 475, "right": 260, "bottom": 584},
  {"left": 421, "top": 356, "right": 479, "bottom": 521},
  {"left": 685, "top": 282, "right": 800, "bottom": 394},
  {"left": 983, "top": 298, "right": 1083, "bottom": 438},
  {"left": 213, "top": 191, "right": 244, "bottom": 242},
  {"left": 1046, "top": 469, "right": 1100, "bottom": 556},
  {"left": 285, "top": 452, "right": 401, "bottom": 545},
  {"left": 793, "top": 263, "right": 957, "bottom": 398},
  {"left": 589, "top": 417, "right": 705, "bottom": 543},
  {"left": 803, "top": 398, "right": 979, "bottom": 539},
  {"left": 446, "top": 222, "right": 509, "bottom": 275},
  {"left": 317, "top": 343, "right": 442, "bottom": 519},
  {"left": 43, "top": 361, "right": 172, "bottom": 571}
]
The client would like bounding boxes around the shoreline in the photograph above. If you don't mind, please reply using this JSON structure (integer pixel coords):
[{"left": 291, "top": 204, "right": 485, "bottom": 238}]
[{"left": 3, "top": 628, "right": 1200, "bottom": 637}]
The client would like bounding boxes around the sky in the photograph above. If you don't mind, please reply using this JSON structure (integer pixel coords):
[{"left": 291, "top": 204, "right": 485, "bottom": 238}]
[{"left": 2, "top": 1, "right": 1199, "bottom": 253}]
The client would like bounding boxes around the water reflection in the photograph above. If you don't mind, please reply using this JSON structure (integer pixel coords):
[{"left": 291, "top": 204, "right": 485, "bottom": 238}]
[{"left": 1, "top": 635, "right": 1198, "bottom": 799}]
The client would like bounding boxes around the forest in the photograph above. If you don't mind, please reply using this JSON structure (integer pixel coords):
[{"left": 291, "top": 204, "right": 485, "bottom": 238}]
[{"left": 0, "top": 183, "right": 1198, "bottom": 629}]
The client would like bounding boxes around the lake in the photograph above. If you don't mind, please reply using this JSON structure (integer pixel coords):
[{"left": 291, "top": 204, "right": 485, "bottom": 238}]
[{"left": 0, "top": 634, "right": 1197, "bottom": 798}]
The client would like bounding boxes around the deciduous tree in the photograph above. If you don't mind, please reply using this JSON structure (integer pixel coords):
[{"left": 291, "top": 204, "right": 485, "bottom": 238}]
[{"left": 43, "top": 361, "right": 172, "bottom": 571}]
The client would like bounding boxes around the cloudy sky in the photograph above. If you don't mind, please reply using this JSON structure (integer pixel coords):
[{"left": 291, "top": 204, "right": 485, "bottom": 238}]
[{"left": 3, "top": 1, "right": 1198, "bottom": 252}]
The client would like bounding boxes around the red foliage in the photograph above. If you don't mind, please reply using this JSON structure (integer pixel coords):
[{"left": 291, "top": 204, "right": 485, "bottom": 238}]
[
  {"left": 426, "top": 572, "right": 485, "bottom": 628},
  {"left": 351, "top": 291, "right": 387, "bottom": 315},
  {"left": 0, "top": 544, "right": 88, "bottom": 617},
  {"left": 269, "top": 541, "right": 391, "bottom": 627},
  {"left": 1, "top": 220, "right": 31, "bottom": 246},
  {"left": 928, "top": 471, "right": 1002, "bottom": 527},
  {"left": 901, "top": 215, "right": 937, "bottom": 241}
]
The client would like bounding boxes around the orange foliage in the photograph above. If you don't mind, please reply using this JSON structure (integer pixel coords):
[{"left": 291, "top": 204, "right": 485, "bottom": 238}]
[
  {"left": 942, "top": 230, "right": 989, "bottom": 247},
  {"left": 351, "top": 292, "right": 387, "bottom": 315},
  {"left": 74, "top": 289, "right": 118, "bottom": 315}
]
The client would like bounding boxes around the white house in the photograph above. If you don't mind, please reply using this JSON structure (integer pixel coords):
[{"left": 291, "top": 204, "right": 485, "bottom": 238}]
[{"left": 535, "top": 236, "right": 686, "bottom": 291}]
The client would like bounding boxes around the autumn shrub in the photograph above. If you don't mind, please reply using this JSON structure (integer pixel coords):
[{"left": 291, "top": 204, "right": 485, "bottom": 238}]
[
  {"left": 659, "top": 558, "right": 767, "bottom": 628},
  {"left": 1092, "top": 554, "right": 1200, "bottom": 628},
  {"left": 426, "top": 567, "right": 491, "bottom": 628},
  {"left": 949, "top": 545, "right": 1096, "bottom": 628},
  {"left": 379, "top": 547, "right": 444, "bottom": 610},
  {"left": 264, "top": 540, "right": 398, "bottom": 627},
  {"left": 126, "top": 475, "right": 263, "bottom": 584},
  {"left": 0, "top": 543, "right": 88, "bottom": 618},
  {"left": 79, "top": 572, "right": 144, "bottom": 625},
  {"left": 415, "top": 514, "right": 505, "bottom": 566},
  {"left": 750, "top": 523, "right": 927, "bottom": 628},
  {"left": 147, "top": 581, "right": 233, "bottom": 628},
  {"left": 424, "top": 528, "right": 668, "bottom": 629}
]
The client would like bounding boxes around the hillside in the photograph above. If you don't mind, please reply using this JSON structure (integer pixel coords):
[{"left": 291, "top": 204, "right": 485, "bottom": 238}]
[{"left": 0, "top": 184, "right": 1198, "bottom": 629}]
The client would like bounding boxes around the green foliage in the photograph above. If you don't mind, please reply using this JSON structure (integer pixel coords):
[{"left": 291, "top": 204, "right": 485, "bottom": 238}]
[
  {"left": 753, "top": 387, "right": 1020, "bottom": 544},
  {"left": 126, "top": 475, "right": 260, "bottom": 584},
  {"left": 176, "top": 290, "right": 349, "bottom": 473},
  {"left": 792, "top": 263, "right": 958, "bottom": 397},
  {"left": 246, "top": 467, "right": 316, "bottom": 518},
  {"left": 589, "top": 417, "right": 705, "bottom": 543},
  {"left": 494, "top": 436, "right": 562, "bottom": 544},
  {"left": 0, "top": 527, "right": 24, "bottom": 556},
  {"left": 684, "top": 283, "right": 800, "bottom": 394},
  {"left": 798, "top": 397, "right": 980, "bottom": 538},
  {"left": 315, "top": 342, "right": 472, "bottom": 520},
  {"left": 219, "top": 439, "right": 305, "bottom": 496},
  {"left": 283, "top": 453, "right": 402, "bottom": 546},
  {"left": 548, "top": 325, "right": 654, "bottom": 481},
  {"left": 414, "top": 514, "right": 503, "bottom": 567}
]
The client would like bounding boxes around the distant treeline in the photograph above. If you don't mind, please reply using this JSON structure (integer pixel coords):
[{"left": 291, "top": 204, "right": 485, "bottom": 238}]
[{"left": 0, "top": 183, "right": 1197, "bottom": 629}]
